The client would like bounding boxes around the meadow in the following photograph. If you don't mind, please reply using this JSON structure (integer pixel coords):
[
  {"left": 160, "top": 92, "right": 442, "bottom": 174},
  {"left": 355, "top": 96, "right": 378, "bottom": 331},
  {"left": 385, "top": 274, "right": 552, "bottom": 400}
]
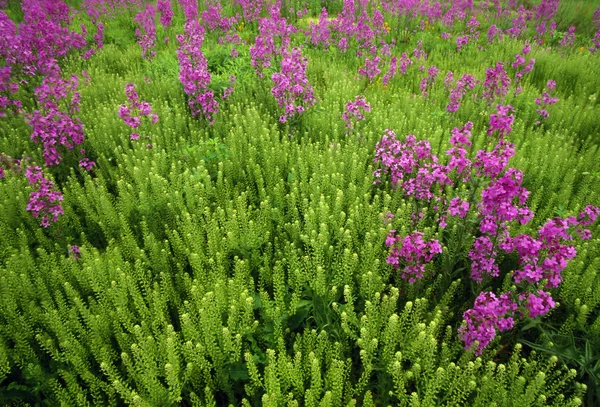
[{"left": 1, "top": 0, "right": 600, "bottom": 405}]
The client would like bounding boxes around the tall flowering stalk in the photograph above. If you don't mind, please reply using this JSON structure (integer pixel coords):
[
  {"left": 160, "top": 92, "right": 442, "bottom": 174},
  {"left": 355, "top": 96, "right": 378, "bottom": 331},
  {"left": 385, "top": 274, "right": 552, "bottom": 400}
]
[
  {"left": 134, "top": 4, "right": 157, "bottom": 60},
  {"left": 1, "top": 155, "right": 64, "bottom": 228},
  {"left": 511, "top": 43, "right": 535, "bottom": 96},
  {"left": 385, "top": 231, "right": 443, "bottom": 283},
  {"left": 236, "top": 0, "right": 263, "bottom": 23},
  {"left": 26, "top": 74, "right": 89, "bottom": 168},
  {"left": 118, "top": 82, "right": 159, "bottom": 142},
  {"left": 0, "top": 66, "right": 21, "bottom": 117},
  {"left": 306, "top": 8, "right": 332, "bottom": 50},
  {"left": 178, "top": 0, "right": 198, "bottom": 22},
  {"left": 342, "top": 95, "right": 370, "bottom": 133},
  {"left": 559, "top": 26, "right": 576, "bottom": 47},
  {"left": 446, "top": 72, "right": 477, "bottom": 113},
  {"left": 482, "top": 62, "right": 511, "bottom": 104},
  {"left": 176, "top": 20, "right": 218, "bottom": 124},
  {"left": 201, "top": 4, "right": 236, "bottom": 33},
  {"left": 249, "top": 6, "right": 297, "bottom": 77},
  {"left": 81, "top": 21, "right": 105, "bottom": 60},
  {"left": 156, "top": 0, "right": 174, "bottom": 28},
  {"left": 420, "top": 65, "right": 439, "bottom": 98},
  {"left": 535, "top": 79, "right": 558, "bottom": 123},
  {"left": 24, "top": 165, "right": 64, "bottom": 227},
  {"left": 358, "top": 56, "right": 381, "bottom": 83},
  {"left": 271, "top": 47, "right": 315, "bottom": 123}
]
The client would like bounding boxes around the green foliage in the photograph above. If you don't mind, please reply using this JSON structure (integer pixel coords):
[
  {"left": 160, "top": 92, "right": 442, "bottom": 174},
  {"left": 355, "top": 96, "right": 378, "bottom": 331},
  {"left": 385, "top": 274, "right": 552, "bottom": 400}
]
[{"left": 1, "top": 0, "right": 600, "bottom": 405}]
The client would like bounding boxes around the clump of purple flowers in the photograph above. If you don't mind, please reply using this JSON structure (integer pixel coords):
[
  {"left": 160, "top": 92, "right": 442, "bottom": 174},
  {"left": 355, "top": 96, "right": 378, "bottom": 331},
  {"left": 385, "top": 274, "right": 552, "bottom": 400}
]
[
  {"left": 26, "top": 74, "right": 87, "bottom": 167},
  {"left": 81, "top": 21, "right": 105, "bottom": 60},
  {"left": 156, "top": 0, "right": 174, "bottom": 28},
  {"left": 176, "top": 20, "right": 219, "bottom": 124},
  {"left": 249, "top": 6, "right": 297, "bottom": 77},
  {"left": 0, "top": 66, "right": 21, "bottom": 117},
  {"left": 134, "top": 4, "right": 157, "bottom": 60},
  {"left": 118, "top": 82, "right": 159, "bottom": 142},
  {"left": 24, "top": 164, "right": 64, "bottom": 228},
  {"left": 420, "top": 65, "right": 439, "bottom": 98},
  {"left": 374, "top": 105, "right": 600, "bottom": 356},
  {"left": 358, "top": 56, "right": 381, "bottom": 83},
  {"left": 446, "top": 72, "right": 477, "bottom": 113},
  {"left": 559, "top": 26, "right": 576, "bottom": 47},
  {"left": 482, "top": 62, "right": 511, "bottom": 104},
  {"left": 385, "top": 231, "right": 443, "bottom": 283},
  {"left": 458, "top": 292, "right": 517, "bottom": 355},
  {"left": 178, "top": 0, "right": 198, "bottom": 22},
  {"left": 456, "top": 35, "right": 469, "bottom": 51},
  {"left": 271, "top": 47, "right": 316, "bottom": 123},
  {"left": 342, "top": 95, "right": 371, "bottom": 133}
]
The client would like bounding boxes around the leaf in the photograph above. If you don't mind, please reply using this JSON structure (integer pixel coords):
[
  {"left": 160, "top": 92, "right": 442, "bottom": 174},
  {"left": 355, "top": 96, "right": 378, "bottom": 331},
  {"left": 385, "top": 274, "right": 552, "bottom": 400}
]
[
  {"left": 520, "top": 319, "right": 541, "bottom": 331},
  {"left": 295, "top": 299, "right": 313, "bottom": 310},
  {"left": 226, "top": 362, "right": 249, "bottom": 381},
  {"left": 288, "top": 307, "right": 311, "bottom": 331}
]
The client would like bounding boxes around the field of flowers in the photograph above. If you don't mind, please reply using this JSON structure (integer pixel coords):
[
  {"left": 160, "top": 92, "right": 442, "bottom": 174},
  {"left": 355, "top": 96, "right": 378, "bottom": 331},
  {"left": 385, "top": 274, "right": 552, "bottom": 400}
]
[{"left": 1, "top": 0, "right": 600, "bottom": 405}]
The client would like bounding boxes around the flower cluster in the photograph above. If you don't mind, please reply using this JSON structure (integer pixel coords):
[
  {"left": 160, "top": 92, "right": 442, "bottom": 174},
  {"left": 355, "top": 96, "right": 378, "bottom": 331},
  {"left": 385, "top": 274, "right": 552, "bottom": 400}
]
[
  {"left": 535, "top": 79, "right": 558, "bottom": 122},
  {"left": 559, "top": 26, "right": 576, "bottom": 47},
  {"left": 306, "top": 8, "right": 332, "bottom": 50},
  {"left": 1, "top": 3, "right": 85, "bottom": 79},
  {"left": 590, "top": 28, "right": 600, "bottom": 54},
  {"left": 511, "top": 43, "right": 535, "bottom": 96},
  {"left": 456, "top": 35, "right": 469, "bottom": 51},
  {"left": 535, "top": 0, "right": 560, "bottom": 21},
  {"left": 201, "top": 4, "right": 236, "bottom": 33},
  {"left": 458, "top": 292, "right": 517, "bottom": 355},
  {"left": 134, "top": 4, "right": 157, "bottom": 60},
  {"left": 81, "top": 21, "right": 105, "bottom": 60},
  {"left": 373, "top": 130, "right": 451, "bottom": 201},
  {"left": 249, "top": 7, "right": 297, "bottom": 77},
  {"left": 178, "top": 0, "right": 198, "bottom": 22},
  {"left": 446, "top": 72, "right": 477, "bottom": 113},
  {"left": 176, "top": 20, "right": 218, "bottom": 124},
  {"left": 482, "top": 62, "right": 511, "bottom": 104},
  {"left": 505, "top": 6, "right": 532, "bottom": 38},
  {"left": 420, "top": 65, "right": 439, "bottom": 98},
  {"left": 26, "top": 75, "right": 87, "bottom": 167},
  {"left": 385, "top": 231, "right": 443, "bottom": 283},
  {"left": 487, "top": 24, "right": 504, "bottom": 43},
  {"left": 156, "top": 0, "right": 173, "bottom": 28},
  {"left": 236, "top": 0, "right": 263, "bottom": 23},
  {"left": 374, "top": 104, "right": 600, "bottom": 355},
  {"left": 271, "top": 47, "right": 316, "bottom": 123},
  {"left": 118, "top": 82, "right": 159, "bottom": 142},
  {"left": 358, "top": 56, "right": 381, "bottom": 83},
  {"left": 342, "top": 95, "right": 371, "bottom": 133},
  {"left": 382, "top": 56, "right": 397, "bottom": 85},
  {"left": 0, "top": 66, "right": 21, "bottom": 117},
  {"left": 398, "top": 52, "right": 413, "bottom": 75},
  {"left": 24, "top": 165, "right": 64, "bottom": 228},
  {"left": 461, "top": 203, "right": 597, "bottom": 355}
]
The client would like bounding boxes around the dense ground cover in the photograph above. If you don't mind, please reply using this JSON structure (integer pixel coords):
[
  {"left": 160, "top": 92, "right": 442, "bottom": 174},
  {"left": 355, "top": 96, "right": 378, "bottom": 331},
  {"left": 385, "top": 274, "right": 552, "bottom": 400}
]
[{"left": 1, "top": 0, "right": 600, "bottom": 405}]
